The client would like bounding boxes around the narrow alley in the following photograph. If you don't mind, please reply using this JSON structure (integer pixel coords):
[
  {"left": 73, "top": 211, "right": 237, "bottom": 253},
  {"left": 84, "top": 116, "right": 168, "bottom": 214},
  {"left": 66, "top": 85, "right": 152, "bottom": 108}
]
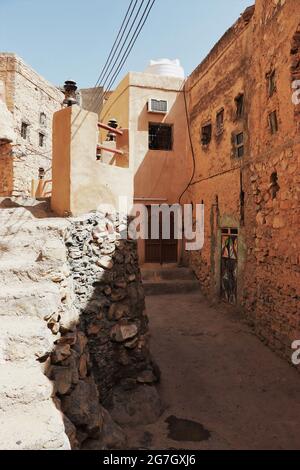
[{"left": 126, "top": 293, "right": 300, "bottom": 450}]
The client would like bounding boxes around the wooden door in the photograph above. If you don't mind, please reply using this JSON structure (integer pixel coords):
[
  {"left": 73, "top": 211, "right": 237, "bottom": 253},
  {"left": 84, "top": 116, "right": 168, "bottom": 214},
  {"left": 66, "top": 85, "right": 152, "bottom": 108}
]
[{"left": 145, "top": 207, "right": 178, "bottom": 264}]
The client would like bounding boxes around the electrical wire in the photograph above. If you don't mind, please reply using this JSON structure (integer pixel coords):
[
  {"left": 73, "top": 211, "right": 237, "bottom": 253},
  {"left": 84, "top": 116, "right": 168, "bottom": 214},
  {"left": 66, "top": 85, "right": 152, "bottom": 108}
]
[
  {"left": 84, "top": 0, "right": 138, "bottom": 113},
  {"left": 98, "top": 0, "right": 156, "bottom": 113},
  {"left": 91, "top": 0, "right": 150, "bottom": 112},
  {"left": 178, "top": 79, "right": 196, "bottom": 205}
]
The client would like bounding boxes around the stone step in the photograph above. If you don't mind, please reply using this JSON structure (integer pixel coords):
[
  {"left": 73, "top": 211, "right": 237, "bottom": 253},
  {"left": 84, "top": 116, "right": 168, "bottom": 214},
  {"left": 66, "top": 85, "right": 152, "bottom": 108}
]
[
  {"left": 0, "top": 316, "right": 55, "bottom": 363},
  {"left": 0, "top": 401, "right": 70, "bottom": 449},
  {"left": 142, "top": 267, "right": 196, "bottom": 281},
  {"left": 0, "top": 252, "right": 69, "bottom": 284},
  {"left": 0, "top": 282, "right": 61, "bottom": 319},
  {"left": 143, "top": 279, "right": 200, "bottom": 296},
  {"left": 0, "top": 363, "right": 53, "bottom": 412}
]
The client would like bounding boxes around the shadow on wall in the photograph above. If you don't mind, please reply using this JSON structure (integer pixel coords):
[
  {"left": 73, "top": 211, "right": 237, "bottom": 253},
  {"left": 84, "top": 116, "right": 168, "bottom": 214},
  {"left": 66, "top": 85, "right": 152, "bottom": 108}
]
[{"left": 41, "top": 211, "right": 162, "bottom": 450}]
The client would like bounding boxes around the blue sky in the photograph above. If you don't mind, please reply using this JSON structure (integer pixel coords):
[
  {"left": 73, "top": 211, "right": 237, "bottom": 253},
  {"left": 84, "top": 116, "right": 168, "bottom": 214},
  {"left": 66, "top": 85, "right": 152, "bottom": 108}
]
[{"left": 0, "top": 0, "right": 254, "bottom": 88}]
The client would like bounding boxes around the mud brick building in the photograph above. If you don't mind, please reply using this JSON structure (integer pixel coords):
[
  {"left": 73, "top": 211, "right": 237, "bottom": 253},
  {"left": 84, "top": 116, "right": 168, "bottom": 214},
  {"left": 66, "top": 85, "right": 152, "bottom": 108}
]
[
  {"left": 184, "top": 0, "right": 300, "bottom": 359},
  {"left": 0, "top": 53, "right": 63, "bottom": 196}
]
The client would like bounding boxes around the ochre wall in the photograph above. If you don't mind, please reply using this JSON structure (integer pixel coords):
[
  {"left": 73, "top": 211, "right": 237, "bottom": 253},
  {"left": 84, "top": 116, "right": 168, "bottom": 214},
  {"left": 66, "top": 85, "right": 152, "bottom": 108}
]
[
  {"left": 185, "top": 0, "right": 300, "bottom": 360},
  {"left": 52, "top": 106, "right": 133, "bottom": 217}
]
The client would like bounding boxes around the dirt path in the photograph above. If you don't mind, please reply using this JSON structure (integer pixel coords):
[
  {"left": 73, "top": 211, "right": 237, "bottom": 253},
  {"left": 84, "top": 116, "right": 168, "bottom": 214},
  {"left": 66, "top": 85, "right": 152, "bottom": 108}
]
[{"left": 125, "top": 293, "right": 300, "bottom": 450}]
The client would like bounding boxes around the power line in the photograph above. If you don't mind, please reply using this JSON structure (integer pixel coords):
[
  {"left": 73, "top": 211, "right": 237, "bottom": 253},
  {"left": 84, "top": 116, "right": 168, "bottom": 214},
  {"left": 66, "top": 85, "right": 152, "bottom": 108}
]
[
  {"left": 71, "top": 0, "right": 156, "bottom": 141},
  {"left": 91, "top": 0, "right": 149, "bottom": 111},
  {"left": 84, "top": 0, "right": 138, "bottom": 112},
  {"left": 99, "top": 0, "right": 156, "bottom": 113}
]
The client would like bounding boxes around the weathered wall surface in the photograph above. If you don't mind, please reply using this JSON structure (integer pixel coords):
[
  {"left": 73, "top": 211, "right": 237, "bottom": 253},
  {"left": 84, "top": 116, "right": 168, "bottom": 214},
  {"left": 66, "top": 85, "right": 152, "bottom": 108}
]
[
  {"left": 0, "top": 54, "right": 63, "bottom": 196},
  {"left": 65, "top": 213, "right": 159, "bottom": 404},
  {"left": 47, "top": 211, "right": 160, "bottom": 449},
  {"left": 52, "top": 106, "right": 134, "bottom": 217},
  {"left": 185, "top": 0, "right": 300, "bottom": 361},
  {"left": 0, "top": 144, "right": 13, "bottom": 196},
  {"left": 241, "top": 0, "right": 300, "bottom": 357},
  {"left": 186, "top": 6, "right": 253, "bottom": 299}
]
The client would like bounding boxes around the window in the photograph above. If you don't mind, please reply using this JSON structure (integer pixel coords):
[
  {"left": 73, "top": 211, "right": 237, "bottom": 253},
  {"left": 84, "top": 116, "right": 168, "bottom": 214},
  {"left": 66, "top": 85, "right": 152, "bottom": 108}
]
[
  {"left": 267, "top": 70, "right": 276, "bottom": 97},
  {"left": 149, "top": 123, "right": 173, "bottom": 150},
  {"left": 234, "top": 132, "right": 244, "bottom": 158},
  {"left": 21, "top": 122, "right": 28, "bottom": 140},
  {"left": 216, "top": 109, "right": 224, "bottom": 134},
  {"left": 235, "top": 94, "right": 244, "bottom": 118},
  {"left": 270, "top": 172, "right": 280, "bottom": 199},
  {"left": 201, "top": 123, "right": 212, "bottom": 146},
  {"left": 269, "top": 111, "right": 278, "bottom": 134},
  {"left": 39, "top": 133, "right": 45, "bottom": 147},
  {"left": 40, "top": 112, "right": 46, "bottom": 126}
]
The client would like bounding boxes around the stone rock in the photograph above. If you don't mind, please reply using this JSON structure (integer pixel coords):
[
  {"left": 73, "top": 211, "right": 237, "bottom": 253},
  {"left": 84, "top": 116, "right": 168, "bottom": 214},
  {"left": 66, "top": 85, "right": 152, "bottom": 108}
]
[
  {"left": 79, "top": 354, "right": 88, "bottom": 379},
  {"left": 87, "top": 323, "right": 102, "bottom": 336},
  {"left": 111, "top": 385, "right": 163, "bottom": 426},
  {"left": 273, "top": 216, "right": 285, "bottom": 229},
  {"left": 108, "top": 303, "right": 130, "bottom": 321},
  {"left": 74, "top": 332, "right": 88, "bottom": 356},
  {"left": 61, "top": 378, "right": 103, "bottom": 436},
  {"left": 52, "top": 366, "right": 73, "bottom": 395},
  {"left": 89, "top": 407, "right": 127, "bottom": 450},
  {"left": 63, "top": 415, "right": 79, "bottom": 449},
  {"left": 110, "top": 323, "right": 138, "bottom": 343},
  {"left": 137, "top": 370, "right": 157, "bottom": 384},
  {"left": 51, "top": 344, "right": 71, "bottom": 364},
  {"left": 39, "top": 239, "right": 67, "bottom": 262},
  {"left": 97, "top": 256, "right": 113, "bottom": 270},
  {"left": 124, "top": 337, "right": 139, "bottom": 349},
  {"left": 111, "top": 289, "right": 127, "bottom": 302}
]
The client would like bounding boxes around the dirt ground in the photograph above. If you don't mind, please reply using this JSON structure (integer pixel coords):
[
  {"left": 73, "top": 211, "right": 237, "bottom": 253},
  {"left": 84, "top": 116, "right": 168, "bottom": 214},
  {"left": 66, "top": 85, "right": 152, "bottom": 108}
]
[{"left": 125, "top": 293, "right": 300, "bottom": 450}]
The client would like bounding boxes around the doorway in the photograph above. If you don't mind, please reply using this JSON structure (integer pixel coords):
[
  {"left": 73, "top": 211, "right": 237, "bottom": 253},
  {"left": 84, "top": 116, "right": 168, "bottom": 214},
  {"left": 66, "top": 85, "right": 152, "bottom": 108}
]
[
  {"left": 220, "top": 228, "right": 238, "bottom": 304},
  {"left": 145, "top": 206, "right": 178, "bottom": 264}
]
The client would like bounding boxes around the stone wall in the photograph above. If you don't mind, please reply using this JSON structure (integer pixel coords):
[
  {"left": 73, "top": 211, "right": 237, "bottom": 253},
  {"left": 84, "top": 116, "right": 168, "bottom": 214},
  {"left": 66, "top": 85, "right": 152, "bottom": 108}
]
[
  {"left": 0, "top": 53, "right": 64, "bottom": 196},
  {"left": 185, "top": 0, "right": 300, "bottom": 361},
  {"left": 45, "top": 210, "right": 159, "bottom": 449},
  {"left": 65, "top": 212, "right": 158, "bottom": 405}
]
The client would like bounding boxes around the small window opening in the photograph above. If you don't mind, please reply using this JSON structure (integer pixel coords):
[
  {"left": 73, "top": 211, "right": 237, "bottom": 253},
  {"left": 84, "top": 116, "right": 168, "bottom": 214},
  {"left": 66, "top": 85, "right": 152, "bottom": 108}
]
[
  {"left": 201, "top": 123, "right": 212, "bottom": 146},
  {"left": 234, "top": 132, "right": 244, "bottom": 158},
  {"left": 40, "top": 112, "right": 47, "bottom": 126},
  {"left": 269, "top": 111, "right": 278, "bottom": 134},
  {"left": 235, "top": 94, "right": 244, "bottom": 118},
  {"left": 149, "top": 123, "right": 173, "bottom": 150},
  {"left": 39, "top": 133, "right": 45, "bottom": 147},
  {"left": 270, "top": 172, "right": 280, "bottom": 199},
  {"left": 267, "top": 70, "right": 276, "bottom": 97},
  {"left": 216, "top": 109, "right": 224, "bottom": 134},
  {"left": 21, "top": 122, "right": 28, "bottom": 140}
]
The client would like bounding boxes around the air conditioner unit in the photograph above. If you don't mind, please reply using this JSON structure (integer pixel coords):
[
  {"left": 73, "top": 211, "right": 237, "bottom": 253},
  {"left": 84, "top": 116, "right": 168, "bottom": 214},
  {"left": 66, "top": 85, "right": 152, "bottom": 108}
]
[{"left": 147, "top": 99, "right": 168, "bottom": 114}]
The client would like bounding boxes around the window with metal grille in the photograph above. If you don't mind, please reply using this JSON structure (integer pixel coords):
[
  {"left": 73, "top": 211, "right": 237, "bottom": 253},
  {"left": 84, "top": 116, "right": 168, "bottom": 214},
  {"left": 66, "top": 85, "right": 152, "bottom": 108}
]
[
  {"left": 201, "top": 123, "right": 212, "bottom": 146},
  {"left": 149, "top": 123, "right": 173, "bottom": 150},
  {"left": 148, "top": 99, "right": 168, "bottom": 114},
  {"left": 269, "top": 111, "right": 278, "bottom": 134},
  {"left": 235, "top": 94, "right": 244, "bottom": 118},
  {"left": 234, "top": 132, "right": 244, "bottom": 157},
  {"left": 21, "top": 122, "right": 28, "bottom": 140},
  {"left": 216, "top": 109, "right": 224, "bottom": 134}
]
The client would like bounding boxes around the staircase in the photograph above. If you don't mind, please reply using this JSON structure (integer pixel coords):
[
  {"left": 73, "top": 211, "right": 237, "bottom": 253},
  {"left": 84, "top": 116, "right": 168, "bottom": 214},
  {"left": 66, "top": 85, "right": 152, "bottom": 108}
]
[
  {"left": 0, "top": 199, "right": 71, "bottom": 449},
  {"left": 142, "top": 265, "right": 200, "bottom": 296}
]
